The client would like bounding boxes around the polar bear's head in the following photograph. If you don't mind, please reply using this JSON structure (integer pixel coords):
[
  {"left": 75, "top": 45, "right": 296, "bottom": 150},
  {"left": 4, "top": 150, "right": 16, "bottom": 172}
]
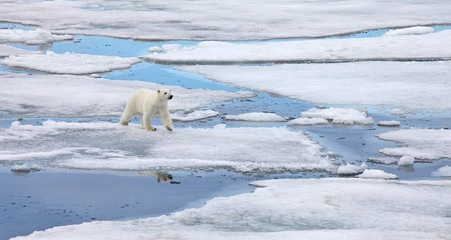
[{"left": 158, "top": 89, "right": 173, "bottom": 101}]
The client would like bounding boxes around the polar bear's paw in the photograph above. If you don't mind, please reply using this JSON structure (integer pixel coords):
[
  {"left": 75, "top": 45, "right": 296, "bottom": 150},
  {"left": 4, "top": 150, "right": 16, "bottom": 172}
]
[
  {"left": 165, "top": 126, "right": 173, "bottom": 132},
  {"left": 146, "top": 127, "right": 157, "bottom": 131}
]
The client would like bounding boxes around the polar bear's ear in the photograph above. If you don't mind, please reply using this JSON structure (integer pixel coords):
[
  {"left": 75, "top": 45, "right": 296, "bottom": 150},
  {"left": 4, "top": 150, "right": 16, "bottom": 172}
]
[{"left": 157, "top": 90, "right": 160, "bottom": 93}]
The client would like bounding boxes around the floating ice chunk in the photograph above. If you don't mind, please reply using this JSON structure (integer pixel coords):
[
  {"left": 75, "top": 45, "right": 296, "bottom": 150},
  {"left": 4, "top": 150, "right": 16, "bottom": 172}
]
[
  {"left": 171, "top": 110, "right": 219, "bottom": 122},
  {"left": 432, "top": 165, "right": 451, "bottom": 177},
  {"left": 0, "top": 28, "right": 73, "bottom": 45},
  {"left": 145, "top": 30, "right": 451, "bottom": 63},
  {"left": 301, "top": 108, "right": 373, "bottom": 125},
  {"left": 0, "top": 121, "right": 334, "bottom": 173},
  {"left": 377, "top": 128, "right": 451, "bottom": 160},
  {"left": 367, "top": 157, "right": 398, "bottom": 165},
  {"left": 0, "top": 45, "right": 39, "bottom": 57},
  {"left": 398, "top": 156, "right": 415, "bottom": 166},
  {"left": 377, "top": 120, "right": 400, "bottom": 127},
  {"left": 1, "top": 52, "right": 141, "bottom": 74},
  {"left": 0, "top": 72, "right": 254, "bottom": 118},
  {"left": 224, "top": 112, "right": 286, "bottom": 122},
  {"left": 148, "top": 46, "right": 162, "bottom": 52},
  {"left": 178, "top": 61, "right": 451, "bottom": 111},
  {"left": 11, "top": 164, "right": 31, "bottom": 173},
  {"left": 12, "top": 178, "right": 450, "bottom": 240},
  {"left": 30, "top": 165, "right": 41, "bottom": 171},
  {"left": 337, "top": 163, "right": 367, "bottom": 175},
  {"left": 288, "top": 117, "right": 328, "bottom": 126},
  {"left": 162, "top": 44, "right": 181, "bottom": 51},
  {"left": 358, "top": 169, "right": 398, "bottom": 179},
  {"left": 383, "top": 26, "right": 434, "bottom": 37},
  {"left": 391, "top": 108, "right": 406, "bottom": 117}
]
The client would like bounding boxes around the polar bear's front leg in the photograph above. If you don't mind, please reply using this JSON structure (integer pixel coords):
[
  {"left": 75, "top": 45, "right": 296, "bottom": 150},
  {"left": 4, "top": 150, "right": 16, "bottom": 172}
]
[
  {"left": 159, "top": 110, "right": 173, "bottom": 132},
  {"left": 143, "top": 112, "right": 156, "bottom": 131}
]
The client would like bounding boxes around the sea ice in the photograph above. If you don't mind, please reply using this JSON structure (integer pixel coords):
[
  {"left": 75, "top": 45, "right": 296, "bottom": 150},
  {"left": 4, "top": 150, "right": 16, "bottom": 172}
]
[
  {"left": 432, "top": 166, "right": 451, "bottom": 177},
  {"left": 367, "top": 157, "right": 398, "bottom": 165},
  {"left": 0, "top": 72, "right": 254, "bottom": 118},
  {"left": 398, "top": 156, "right": 415, "bottom": 166},
  {"left": 0, "top": 28, "right": 72, "bottom": 45},
  {"left": 3, "top": 1, "right": 451, "bottom": 41},
  {"left": 178, "top": 61, "right": 451, "bottom": 110},
  {"left": 145, "top": 30, "right": 451, "bottom": 63},
  {"left": 301, "top": 108, "right": 373, "bottom": 125},
  {"left": 1, "top": 51, "right": 141, "bottom": 74},
  {"left": 377, "top": 120, "right": 401, "bottom": 127},
  {"left": 337, "top": 163, "right": 367, "bottom": 175},
  {"left": 288, "top": 117, "right": 329, "bottom": 126},
  {"left": 171, "top": 110, "right": 219, "bottom": 122},
  {"left": 12, "top": 178, "right": 450, "bottom": 240},
  {"left": 0, "top": 121, "right": 335, "bottom": 173},
  {"left": 377, "top": 128, "right": 451, "bottom": 160},
  {"left": 0, "top": 45, "right": 39, "bottom": 57},
  {"left": 382, "top": 26, "right": 434, "bottom": 37},
  {"left": 358, "top": 169, "right": 398, "bottom": 179},
  {"left": 224, "top": 112, "right": 286, "bottom": 122}
]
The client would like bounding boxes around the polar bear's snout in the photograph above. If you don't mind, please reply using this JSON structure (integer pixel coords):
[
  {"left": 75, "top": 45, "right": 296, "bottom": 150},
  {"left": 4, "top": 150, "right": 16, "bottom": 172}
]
[{"left": 168, "top": 94, "right": 173, "bottom": 100}]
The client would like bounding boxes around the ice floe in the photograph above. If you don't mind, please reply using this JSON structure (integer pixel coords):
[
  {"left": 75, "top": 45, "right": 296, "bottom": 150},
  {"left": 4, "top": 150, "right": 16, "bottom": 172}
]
[
  {"left": 337, "top": 163, "right": 367, "bottom": 175},
  {"left": 12, "top": 178, "right": 451, "bottom": 240},
  {"left": 398, "top": 156, "right": 415, "bottom": 166},
  {"left": 432, "top": 166, "right": 451, "bottom": 177},
  {"left": 0, "top": 45, "right": 39, "bottom": 57},
  {"left": 377, "top": 120, "right": 401, "bottom": 127},
  {"left": 377, "top": 128, "right": 451, "bottom": 160},
  {"left": 178, "top": 61, "right": 451, "bottom": 110},
  {"left": 10, "top": 164, "right": 41, "bottom": 173},
  {"left": 0, "top": 28, "right": 72, "bottom": 45},
  {"left": 145, "top": 30, "right": 451, "bottom": 63},
  {"left": 0, "top": 72, "right": 254, "bottom": 117},
  {"left": 382, "top": 26, "right": 434, "bottom": 37},
  {"left": 300, "top": 108, "right": 373, "bottom": 125},
  {"left": 224, "top": 112, "right": 286, "bottom": 122},
  {"left": 0, "top": 121, "right": 335, "bottom": 173},
  {"left": 358, "top": 169, "right": 398, "bottom": 179},
  {"left": 171, "top": 110, "right": 219, "bottom": 122},
  {"left": 1, "top": 51, "right": 141, "bottom": 74},
  {"left": 367, "top": 157, "right": 398, "bottom": 165},
  {"left": 2, "top": 1, "right": 451, "bottom": 41},
  {"left": 288, "top": 117, "right": 329, "bottom": 126}
]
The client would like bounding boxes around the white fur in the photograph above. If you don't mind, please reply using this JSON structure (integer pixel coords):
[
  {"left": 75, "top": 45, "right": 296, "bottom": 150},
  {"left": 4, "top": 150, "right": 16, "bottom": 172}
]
[{"left": 120, "top": 89, "right": 173, "bottom": 131}]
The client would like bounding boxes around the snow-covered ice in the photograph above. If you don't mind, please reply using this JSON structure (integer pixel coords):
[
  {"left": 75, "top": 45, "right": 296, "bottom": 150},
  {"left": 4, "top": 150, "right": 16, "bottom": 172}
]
[
  {"left": 178, "top": 61, "right": 451, "bottom": 110},
  {"left": 0, "top": 45, "right": 39, "bottom": 57},
  {"left": 377, "top": 128, "right": 451, "bottom": 160},
  {"left": 358, "top": 169, "right": 398, "bottom": 179},
  {"left": 382, "top": 26, "right": 434, "bottom": 37},
  {"left": 0, "top": 72, "right": 254, "bottom": 117},
  {"left": 12, "top": 178, "right": 451, "bottom": 240},
  {"left": 377, "top": 120, "right": 401, "bottom": 127},
  {"left": 367, "top": 157, "right": 398, "bottom": 165},
  {"left": 2, "top": 1, "right": 451, "bottom": 41},
  {"left": 398, "top": 156, "right": 415, "bottom": 166},
  {"left": 337, "top": 163, "right": 367, "bottom": 175},
  {"left": 288, "top": 117, "right": 329, "bottom": 126},
  {"left": 224, "top": 112, "right": 286, "bottom": 122},
  {"left": 301, "top": 108, "right": 373, "bottom": 125},
  {"left": 171, "top": 110, "right": 219, "bottom": 122},
  {"left": 0, "top": 28, "right": 72, "bottom": 45},
  {"left": 145, "top": 30, "right": 451, "bottom": 64},
  {"left": 0, "top": 121, "right": 334, "bottom": 173},
  {"left": 1, "top": 51, "right": 141, "bottom": 74},
  {"left": 432, "top": 166, "right": 451, "bottom": 177}
]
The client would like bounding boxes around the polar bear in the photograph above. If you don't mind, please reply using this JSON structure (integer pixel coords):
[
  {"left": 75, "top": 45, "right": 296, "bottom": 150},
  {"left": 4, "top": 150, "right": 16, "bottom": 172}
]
[{"left": 120, "top": 89, "right": 173, "bottom": 132}]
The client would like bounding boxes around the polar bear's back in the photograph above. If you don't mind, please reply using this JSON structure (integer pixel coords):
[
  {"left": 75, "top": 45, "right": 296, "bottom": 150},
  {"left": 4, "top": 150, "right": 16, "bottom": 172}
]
[{"left": 128, "top": 88, "right": 157, "bottom": 113}]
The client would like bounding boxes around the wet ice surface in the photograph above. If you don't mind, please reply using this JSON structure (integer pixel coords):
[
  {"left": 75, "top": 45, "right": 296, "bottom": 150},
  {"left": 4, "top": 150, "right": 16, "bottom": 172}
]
[{"left": 1, "top": 20, "right": 451, "bottom": 240}]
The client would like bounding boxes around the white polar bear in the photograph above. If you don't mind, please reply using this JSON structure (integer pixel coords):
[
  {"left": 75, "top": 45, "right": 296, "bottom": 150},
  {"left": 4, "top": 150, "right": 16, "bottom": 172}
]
[{"left": 120, "top": 88, "right": 173, "bottom": 132}]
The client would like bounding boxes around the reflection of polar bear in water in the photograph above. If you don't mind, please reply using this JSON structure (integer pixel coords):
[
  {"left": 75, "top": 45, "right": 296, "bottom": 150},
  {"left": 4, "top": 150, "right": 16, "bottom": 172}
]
[{"left": 120, "top": 89, "right": 173, "bottom": 132}]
